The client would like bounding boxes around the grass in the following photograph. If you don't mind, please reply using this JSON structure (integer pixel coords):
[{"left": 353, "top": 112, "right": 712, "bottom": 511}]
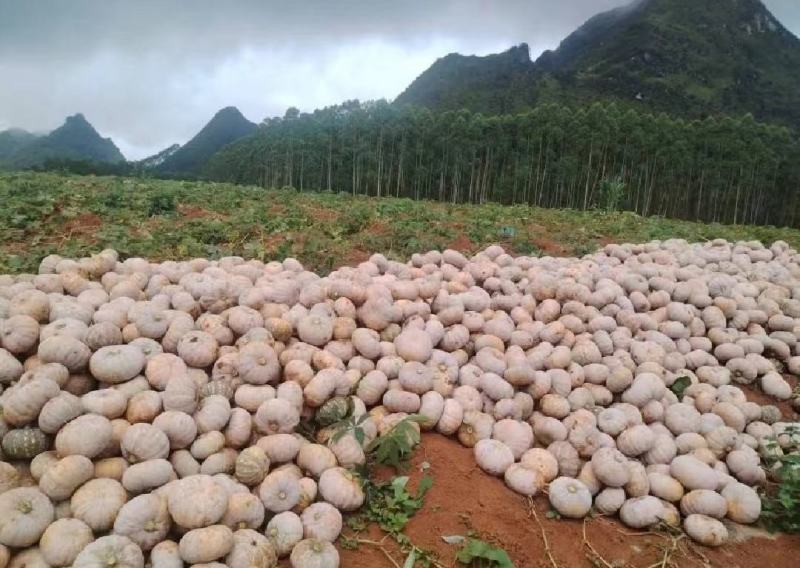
[{"left": 2, "top": 170, "right": 800, "bottom": 274}]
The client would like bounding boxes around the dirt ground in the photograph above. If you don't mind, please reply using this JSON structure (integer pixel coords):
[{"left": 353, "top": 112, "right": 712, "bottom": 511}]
[{"left": 326, "top": 434, "right": 800, "bottom": 568}]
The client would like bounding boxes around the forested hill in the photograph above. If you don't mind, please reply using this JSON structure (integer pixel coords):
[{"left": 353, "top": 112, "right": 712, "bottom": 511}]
[
  {"left": 395, "top": 0, "right": 800, "bottom": 128},
  {"left": 206, "top": 100, "right": 800, "bottom": 228},
  {"left": 153, "top": 106, "right": 257, "bottom": 175},
  {"left": 1, "top": 114, "right": 124, "bottom": 168}
]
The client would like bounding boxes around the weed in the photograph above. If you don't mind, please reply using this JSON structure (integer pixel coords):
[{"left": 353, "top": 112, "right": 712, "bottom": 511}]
[
  {"left": 455, "top": 538, "right": 515, "bottom": 568},
  {"left": 760, "top": 425, "right": 800, "bottom": 533}
]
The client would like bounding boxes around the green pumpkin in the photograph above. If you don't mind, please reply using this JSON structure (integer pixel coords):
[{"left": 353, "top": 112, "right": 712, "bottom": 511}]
[
  {"left": 2, "top": 427, "right": 49, "bottom": 460},
  {"left": 315, "top": 396, "right": 353, "bottom": 427}
]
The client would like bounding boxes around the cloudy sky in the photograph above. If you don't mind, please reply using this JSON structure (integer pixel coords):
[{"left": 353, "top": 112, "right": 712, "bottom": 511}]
[{"left": 1, "top": 1, "right": 798, "bottom": 159}]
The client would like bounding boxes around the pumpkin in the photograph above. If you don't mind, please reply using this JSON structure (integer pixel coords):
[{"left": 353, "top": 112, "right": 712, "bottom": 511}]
[
  {"left": 40, "top": 518, "right": 94, "bottom": 567},
  {"left": 226, "top": 528, "right": 278, "bottom": 568},
  {"left": 37, "top": 335, "right": 91, "bottom": 372},
  {"left": 72, "top": 477, "right": 128, "bottom": 532},
  {"left": 296, "top": 444, "right": 337, "bottom": 479},
  {"left": 55, "top": 413, "right": 113, "bottom": 458},
  {"left": 473, "top": 439, "right": 514, "bottom": 476},
  {"left": 2, "top": 427, "right": 49, "bottom": 460},
  {"left": 221, "top": 492, "right": 265, "bottom": 531},
  {"left": 683, "top": 514, "right": 728, "bottom": 547},
  {"left": 315, "top": 396, "right": 352, "bottom": 427},
  {"left": 548, "top": 477, "right": 592, "bottom": 519},
  {"left": 73, "top": 535, "right": 144, "bottom": 568},
  {"left": 289, "top": 539, "right": 339, "bottom": 568},
  {"left": 235, "top": 446, "right": 270, "bottom": 486},
  {"left": 150, "top": 540, "right": 182, "bottom": 568},
  {"left": 89, "top": 345, "right": 146, "bottom": 384},
  {"left": 167, "top": 475, "right": 228, "bottom": 529},
  {"left": 301, "top": 502, "right": 342, "bottom": 543},
  {"left": 0, "top": 487, "right": 54, "bottom": 547},
  {"left": 619, "top": 496, "right": 664, "bottom": 528},
  {"left": 113, "top": 493, "right": 171, "bottom": 550},
  {"left": 121, "top": 423, "right": 171, "bottom": 463},
  {"left": 2, "top": 378, "right": 60, "bottom": 425},
  {"left": 504, "top": 463, "right": 541, "bottom": 496},
  {"left": 266, "top": 511, "right": 304, "bottom": 558},
  {"left": 259, "top": 470, "right": 301, "bottom": 513},
  {"left": 152, "top": 410, "right": 197, "bottom": 450},
  {"left": 318, "top": 467, "right": 364, "bottom": 511},
  {"left": 38, "top": 454, "right": 94, "bottom": 500},
  {"left": 720, "top": 482, "right": 761, "bottom": 524}
]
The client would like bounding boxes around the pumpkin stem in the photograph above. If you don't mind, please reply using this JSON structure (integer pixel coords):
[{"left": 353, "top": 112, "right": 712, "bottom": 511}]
[{"left": 17, "top": 499, "right": 33, "bottom": 514}]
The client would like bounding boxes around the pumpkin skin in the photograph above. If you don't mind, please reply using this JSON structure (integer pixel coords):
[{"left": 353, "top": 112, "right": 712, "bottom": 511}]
[
  {"left": 221, "top": 492, "right": 266, "bottom": 531},
  {"left": 73, "top": 535, "right": 145, "bottom": 568},
  {"left": 548, "top": 477, "right": 592, "bottom": 519},
  {"left": 71, "top": 477, "right": 128, "bottom": 532},
  {"left": 259, "top": 470, "right": 302, "bottom": 513},
  {"left": 167, "top": 474, "right": 228, "bottom": 529},
  {"left": 55, "top": 413, "right": 113, "bottom": 458},
  {"left": 226, "top": 528, "right": 278, "bottom": 568},
  {"left": 40, "top": 518, "right": 94, "bottom": 567},
  {"left": 300, "top": 502, "right": 342, "bottom": 543},
  {"left": 179, "top": 524, "right": 234, "bottom": 564},
  {"left": 38, "top": 454, "right": 94, "bottom": 500},
  {"left": 3, "top": 378, "right": 60, "bottom": 426},
  {"left": 2, "top": 427, "right": 49, "bottom": 460},
  {"left": 235, "top": 446, "right": 270, "bottom": 486},
  {"left": 318, "top": 467, "right": 364, "bottom": 511},
  {"left": 683, "top": 514, "right": 728, "bottom": 547},
  {"left": 0, "top": 487, "right": 54, "bottom": 547},
  {"left": 474, "top": 439, "right": 514, "bottom": 476},
  {"left": 89, "top": 345, "right": 146, "bottom": 384},
  {"left": 121, "top": 423, "right": 171, "bottom": 463},
  {"left": 289, "top": 538, "right": 340, "bottom": 568},
  {"left": 113, "top": 493, "right": 172, "bottom": 551},
  {"left": 150, "top": 540, "right": 182, "bottom": 568},
  {"left": 266, "top": 511, "right": 304, "bottom": 558},
  {"left": 38, "top": 391, "right": 84, "bottom": 434}
]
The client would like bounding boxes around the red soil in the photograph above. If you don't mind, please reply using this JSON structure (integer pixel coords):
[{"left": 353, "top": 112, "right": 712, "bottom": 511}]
[{"left": 295, "top": 433, "right": 800, "bottom": 568}]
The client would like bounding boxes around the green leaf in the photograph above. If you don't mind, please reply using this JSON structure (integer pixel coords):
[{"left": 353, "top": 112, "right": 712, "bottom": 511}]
[
  {"left": 670, "top": 376, "right": 692, "bottom": 399},
  {"left": 456, "top": 538, "right": 515, "bottom": 568}
]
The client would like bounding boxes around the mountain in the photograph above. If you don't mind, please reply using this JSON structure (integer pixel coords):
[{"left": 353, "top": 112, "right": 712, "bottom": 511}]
[
  {"left": 155, "top": 107, "right": 257, "bottom": 175},
  {"left": 138, "top": 144, "right": 181, "bottom": 169},
  {"left": 6, "top": 114, "right": 125, "bottom": 167},
  {"left": 393, "top": 44, "right": 536, "bottom": 115},
  {"left": 395, "top": 0, "right": 800, "bottom": 127},
  {"left": 0, "top": 128, "right": 40, "bottom": 164}
]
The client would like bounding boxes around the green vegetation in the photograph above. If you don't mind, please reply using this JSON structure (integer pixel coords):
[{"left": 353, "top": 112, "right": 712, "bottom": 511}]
[
  {"left": 208, "top": 100, "right": 799, "bottom": 226},
  {"left": 2, "top": 171, "right": 800, "bottom": 275},
  {"left": 456, "top": 539, "right": 515, "bottom": 568},
  {"left": 761, "top": 425, "right": 800, "bottom": 533},
  {"left": 396, "top": 0, "right": 800, "bottom": 129}
]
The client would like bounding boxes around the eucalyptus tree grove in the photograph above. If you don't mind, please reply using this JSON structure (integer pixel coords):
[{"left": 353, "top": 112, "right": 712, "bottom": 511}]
[{"left": 206, "top": 100, "right": 800, "bottom": 227}]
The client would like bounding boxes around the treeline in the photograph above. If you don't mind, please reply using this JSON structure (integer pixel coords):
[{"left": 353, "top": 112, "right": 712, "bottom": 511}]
[{"left": 206, "top": 100, "right": 800, "bottom": 227}]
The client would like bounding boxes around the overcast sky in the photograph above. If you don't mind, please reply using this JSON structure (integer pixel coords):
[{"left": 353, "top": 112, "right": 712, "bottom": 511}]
[{"left": 1, "top": 1, "right": 798, "bottom": 160}]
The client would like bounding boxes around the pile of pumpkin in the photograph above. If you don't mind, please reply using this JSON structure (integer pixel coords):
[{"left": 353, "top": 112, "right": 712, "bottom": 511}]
[{"left": 0, "top": 239, "right": 799, "bottom": 567}]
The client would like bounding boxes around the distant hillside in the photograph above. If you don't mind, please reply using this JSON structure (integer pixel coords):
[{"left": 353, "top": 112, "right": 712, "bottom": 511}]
[
  {"left": 6, "top": 114, "right": 125, "bottom": 167},
  {"left": 155, "top": 107, "right": 257, "bottom": 175},
  {"left": 138, "top": 144, "right": 181, "bottom": 169},
  {"left": 396, "top": 0, "right": 800, "bottom": 127},
  {"left": 0, "top": 129, "right": 40, "bottom": 164}
]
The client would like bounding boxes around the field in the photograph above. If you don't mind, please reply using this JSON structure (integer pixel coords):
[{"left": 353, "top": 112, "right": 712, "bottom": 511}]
[
  {"left": 2, "top": 171, "right": 800, "bottom": 567},
  {"left": 2, "top": 171, "right": 800, "bottom": 274}
]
